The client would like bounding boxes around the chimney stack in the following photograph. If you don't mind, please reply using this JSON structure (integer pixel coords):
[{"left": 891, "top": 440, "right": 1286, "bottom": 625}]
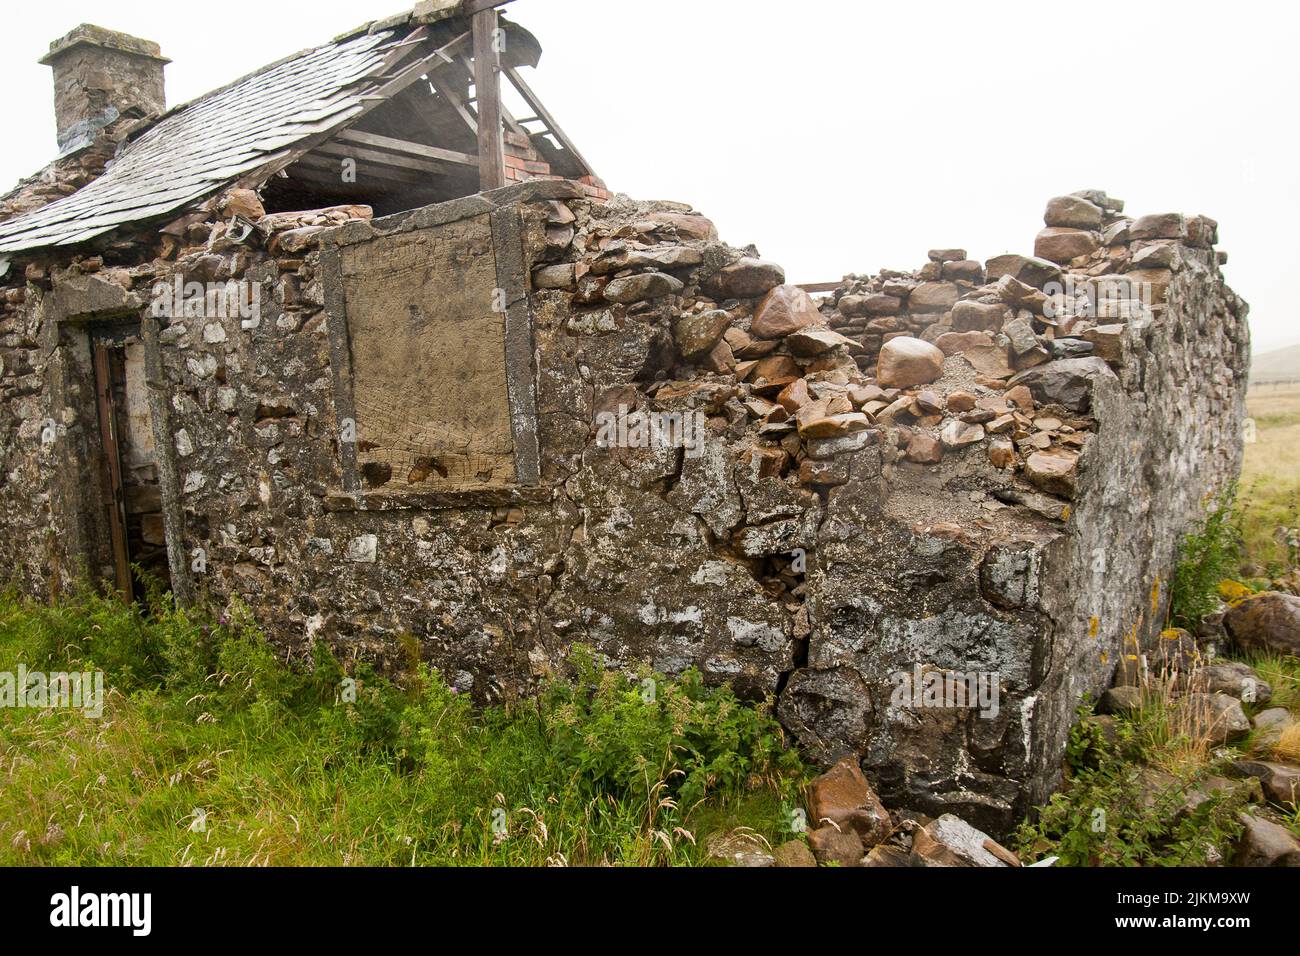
[{"left": 40, "top": 24, "right": 169, "bottom": 155}]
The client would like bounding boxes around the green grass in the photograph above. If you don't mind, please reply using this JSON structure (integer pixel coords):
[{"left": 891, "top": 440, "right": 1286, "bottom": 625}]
[
  {"left": 0, "top": 588, "right": 806, "bottom": 867},
  {"left": 1246, "top": 653, "right": 1300, "bottom": 716}
]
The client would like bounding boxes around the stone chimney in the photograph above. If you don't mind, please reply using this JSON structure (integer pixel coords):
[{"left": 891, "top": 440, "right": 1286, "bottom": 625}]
[{"left": 40, "top": 24, "right": 170, "bottom": 155}]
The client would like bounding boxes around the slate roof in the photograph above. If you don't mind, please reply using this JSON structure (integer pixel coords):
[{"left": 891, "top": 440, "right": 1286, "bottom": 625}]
[{"left": 0, "top": 27, "right": 412, "bottom": 253}]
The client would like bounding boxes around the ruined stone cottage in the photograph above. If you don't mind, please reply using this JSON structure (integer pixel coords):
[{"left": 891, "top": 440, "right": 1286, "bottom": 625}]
[{"left": 0, "top": 1, "right": 1250, "bottom": 835}]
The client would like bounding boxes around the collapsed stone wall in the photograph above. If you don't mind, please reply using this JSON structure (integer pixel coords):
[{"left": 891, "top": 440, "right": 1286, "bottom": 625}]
[
  {"left": 0, "top": 181, "right": 1248, "bottom": 835},
  {"left": 0, "top": 130, "right": 125, "bottom": 225}
]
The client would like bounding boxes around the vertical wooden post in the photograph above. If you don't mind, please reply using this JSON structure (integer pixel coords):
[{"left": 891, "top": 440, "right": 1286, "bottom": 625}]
[
  {"left": 472, "top": 7, "right": 506, "bottom": 191},
  {"left": 92, "top": 340, "right": 134, "bottom": 602}
]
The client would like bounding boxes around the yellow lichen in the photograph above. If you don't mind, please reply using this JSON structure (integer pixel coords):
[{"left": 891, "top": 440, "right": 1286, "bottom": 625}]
[{"left": 1216, "top": 579, "right": 1254, "bottom": 603}]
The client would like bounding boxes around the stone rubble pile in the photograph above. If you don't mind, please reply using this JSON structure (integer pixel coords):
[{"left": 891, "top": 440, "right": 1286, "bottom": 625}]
[
  {"left": 532, "top": 188, "right": 1230, "bottom": 547},
  {"left": 749, "top": 756, "right": 1026, "bottom": 868},
  {"left": 524, "top": 188, "right": 1213, "bottom": 599}
]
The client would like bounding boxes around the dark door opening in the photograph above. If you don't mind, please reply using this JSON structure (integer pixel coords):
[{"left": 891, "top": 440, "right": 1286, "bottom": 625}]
[{"left": 91, "top": 325, "right": 170, "bottom": 600}]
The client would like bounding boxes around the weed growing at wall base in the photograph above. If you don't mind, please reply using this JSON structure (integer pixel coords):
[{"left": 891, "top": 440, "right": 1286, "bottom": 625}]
[
  {"left": 1015, "top": 706, "right": 1250, "bottom": 866},
  {"left": 1169, "top": 485, "right": 1240, "bottom": 630}
]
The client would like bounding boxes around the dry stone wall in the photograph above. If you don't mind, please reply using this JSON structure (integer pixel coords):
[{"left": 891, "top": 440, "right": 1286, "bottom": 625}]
[{"left": 0, "top": 181, "right": 1249, "bottom": 835}]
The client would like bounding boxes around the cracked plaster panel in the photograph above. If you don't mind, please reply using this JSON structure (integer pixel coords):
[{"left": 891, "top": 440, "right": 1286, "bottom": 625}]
[{"left": 340, "top": 215, "right": 516, "bottom": 492}]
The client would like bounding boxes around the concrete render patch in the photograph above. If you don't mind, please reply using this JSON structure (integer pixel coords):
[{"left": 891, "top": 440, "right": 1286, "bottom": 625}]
[{"left": 322, "top": 195, "right": 542, "bottom": 499}]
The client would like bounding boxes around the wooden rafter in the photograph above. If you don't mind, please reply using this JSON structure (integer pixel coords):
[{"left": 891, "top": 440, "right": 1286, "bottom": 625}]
[
  {"left": 334, "top": 129, "right": 478, "bottom": 168},
  {"left": 426, "top": 68, "right": 480, "bottom": 136},
  {"left": 453, "top": 53, "right": 529, "bottom": 139},
  {"left": 372, "top": 32, "right": 472, "bottom": 101},
  {"left": 234, "top": 29, "right": 472, "bottom": 192},
  {"left": 375, "top": 25, "right": 431, "bottom": 74}
]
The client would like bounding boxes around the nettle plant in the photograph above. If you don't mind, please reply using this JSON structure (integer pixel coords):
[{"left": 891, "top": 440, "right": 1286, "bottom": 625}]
[
  {"left": 1016, "top": 707, "right": 1248, "bottom": 866},
  {"left": 542, "top": 647, "right": 801, "bottom": 810}
]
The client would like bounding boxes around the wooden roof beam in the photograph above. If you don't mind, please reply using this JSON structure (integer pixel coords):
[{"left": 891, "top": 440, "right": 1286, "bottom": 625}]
[
  {"left": 334, "top": 128, "right": 478, "bottom": 167},
  {"left": 452, "top": 53, "right": 528, "bottom": 139},
  {"left": 233, "top": 30, "right": 472, "bottom": 192},
  {"left": 426, "top": 68, "right": 480, "bottom": 136},
  {"left": 316, "top": 140, "right": 474, "bottom": 177},
  {"left": 293, "top": 154, "right": 451, "bottom": 188},
  {"left": 472, "top": 6, "right": 506, "bottom": 190}
]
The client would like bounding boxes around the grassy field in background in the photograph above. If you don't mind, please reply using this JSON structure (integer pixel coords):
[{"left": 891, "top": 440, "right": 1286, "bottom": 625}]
[{"left": 1240, "top": 384, "right": 1300, "bottom": 578}]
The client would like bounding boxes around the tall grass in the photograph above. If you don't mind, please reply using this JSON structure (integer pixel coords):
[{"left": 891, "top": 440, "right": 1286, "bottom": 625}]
[
  {"left": 0, "top": 588, "right": 805, "bottom": 867},
  {"left": 1017, "top": 641, "right": 1300, "bottom": 864}
]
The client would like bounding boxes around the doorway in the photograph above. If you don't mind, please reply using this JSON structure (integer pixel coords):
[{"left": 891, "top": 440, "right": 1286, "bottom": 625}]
[{"left": 91, "top": 323, "right": 169, "bottom": 600}]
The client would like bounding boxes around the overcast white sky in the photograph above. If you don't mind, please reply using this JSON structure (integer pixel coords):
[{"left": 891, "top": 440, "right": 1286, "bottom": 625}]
[{"left": 3, "top": 0, "right": 1296, "bottom": 352}]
